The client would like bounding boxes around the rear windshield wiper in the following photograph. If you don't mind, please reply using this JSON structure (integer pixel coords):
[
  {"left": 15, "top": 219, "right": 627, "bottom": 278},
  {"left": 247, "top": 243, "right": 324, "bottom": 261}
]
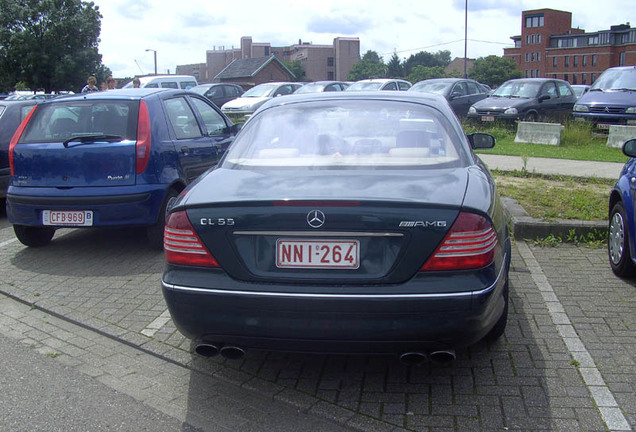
[{"left": 63, "top": 134, "right": 123, "bottom": 147}]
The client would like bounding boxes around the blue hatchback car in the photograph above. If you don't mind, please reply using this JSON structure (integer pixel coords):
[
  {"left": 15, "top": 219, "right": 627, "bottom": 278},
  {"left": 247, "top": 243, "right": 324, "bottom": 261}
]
[
  {"left": 609, "top": 139, "right": 636, "bottom": 276},
  {"left": 7, "top": 88, "right": 239, "bottom": 248}
]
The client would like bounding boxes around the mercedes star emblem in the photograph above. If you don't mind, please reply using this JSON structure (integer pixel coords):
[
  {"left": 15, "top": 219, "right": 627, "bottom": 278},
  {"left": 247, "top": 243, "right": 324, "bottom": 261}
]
[{"left": 307, "top": 210, "right": 325, "bottom": 228}]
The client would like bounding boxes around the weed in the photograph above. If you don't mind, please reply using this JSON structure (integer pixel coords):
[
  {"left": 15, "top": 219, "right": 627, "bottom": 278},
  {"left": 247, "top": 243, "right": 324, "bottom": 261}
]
[
  {"left": 531, "top": 234, "right": 562, "bottom": 247},
  {"left": 570, "top": 359, "right": 581, "bottom": 367},
  {"left": 46, "top": 352, "right": 60, "bottom": 359}
]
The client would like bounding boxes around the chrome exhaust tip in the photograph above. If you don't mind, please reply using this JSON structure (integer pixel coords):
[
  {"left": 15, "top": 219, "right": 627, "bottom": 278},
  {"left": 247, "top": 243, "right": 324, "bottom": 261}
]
[
  {"left": 219, "top": 346, "right": 246, "bottom": 360},
  {"left": 429, "top": 349, "right": 456, "bottom": 365},
  {"left": 194, "top": 343, "right": 220, "bottom": 357},
  {"left": 399, "top": 352, "right": 428, "bottom": 366}
]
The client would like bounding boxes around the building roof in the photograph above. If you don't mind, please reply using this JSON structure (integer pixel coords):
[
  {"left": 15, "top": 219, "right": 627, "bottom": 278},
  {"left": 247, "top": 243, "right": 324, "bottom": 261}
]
[{"left": 214, "top": 56, "right": 294, "bottom": 80}]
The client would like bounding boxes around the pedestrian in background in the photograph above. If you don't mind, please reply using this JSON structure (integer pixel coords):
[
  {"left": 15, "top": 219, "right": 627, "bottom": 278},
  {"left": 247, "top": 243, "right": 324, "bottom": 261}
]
[
  {"left": 132, "top": 77, "right": 141, "bottom": 88},
  {"left": 106, "top": 76, "right": 117, "bottom": 89},
  {"left": 81, "top": 76, "right": 99, "bottom": 93}
]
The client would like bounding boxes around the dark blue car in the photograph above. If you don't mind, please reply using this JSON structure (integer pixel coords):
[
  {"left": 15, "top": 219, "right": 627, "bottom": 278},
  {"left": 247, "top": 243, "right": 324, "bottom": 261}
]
[
  {"left": 7, "top": 88, "right": 239, "bottom": 248},
  {"left": 161, "top": 92, "right": 510, "bottom": 364},
  {"left": 573, "top": 66, "right": 636, "bottom": 131},
  {"left": 609, "top": 139, "right": 636, "bottom": 276}
]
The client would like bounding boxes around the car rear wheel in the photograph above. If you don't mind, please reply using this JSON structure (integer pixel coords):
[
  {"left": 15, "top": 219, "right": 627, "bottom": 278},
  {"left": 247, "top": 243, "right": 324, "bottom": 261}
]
[
  {"left": 608, "top": 201, "right": 636, "bottom": 277},
  {"left": 486, "top": 280, "right": 508, "bottom": 341},
  {"left": 13, "top": 225, "right": 55, "bottom": 247},
  {"left": 147, "top": 188, "right": 180, "bottom": 250}
]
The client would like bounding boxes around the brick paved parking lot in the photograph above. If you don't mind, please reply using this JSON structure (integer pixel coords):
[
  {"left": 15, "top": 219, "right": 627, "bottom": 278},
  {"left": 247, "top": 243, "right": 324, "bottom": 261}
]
[{"left": 0, "top": 212, "right": 634, "bottom": 431}]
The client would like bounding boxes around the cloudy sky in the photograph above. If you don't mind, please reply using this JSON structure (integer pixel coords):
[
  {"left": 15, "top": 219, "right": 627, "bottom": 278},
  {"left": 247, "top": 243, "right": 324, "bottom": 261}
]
[{"left": 91, "top": 0, "right": 636, "bottom": 78}]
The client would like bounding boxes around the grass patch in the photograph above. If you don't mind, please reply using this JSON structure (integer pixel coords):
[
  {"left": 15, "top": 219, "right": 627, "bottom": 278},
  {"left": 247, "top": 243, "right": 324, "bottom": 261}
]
[
  {"left": 492, "top": 170, "right": 613, "bottom": 221},
  {"left": 466, "top": 121, "right": 628, "bottom": 163}
]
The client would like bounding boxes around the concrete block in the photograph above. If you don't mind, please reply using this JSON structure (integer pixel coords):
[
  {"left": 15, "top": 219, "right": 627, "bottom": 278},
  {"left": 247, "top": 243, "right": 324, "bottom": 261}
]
[
  {"left": 514, "top": 121, "right": 562, "bottom": 145},
  {"left": 606, "top": 125, "right": 636, "bottom": 149}
]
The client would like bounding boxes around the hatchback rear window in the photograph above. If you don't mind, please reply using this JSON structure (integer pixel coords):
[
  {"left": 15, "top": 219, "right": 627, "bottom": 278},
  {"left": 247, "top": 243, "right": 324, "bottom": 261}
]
[{"left": 19, "top": 100, "right": 139, "bottom": 143}]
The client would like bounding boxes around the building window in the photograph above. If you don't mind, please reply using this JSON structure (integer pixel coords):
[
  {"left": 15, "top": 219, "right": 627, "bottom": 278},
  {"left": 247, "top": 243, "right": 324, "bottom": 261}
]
[
  {"left": 531, "top": 52, "right": 535, "bottom": 62},
  {"left": 591, "top": 73, "right": 597, "bottom": 82},
  {"left": 525, "top": 53, "right": 529, "bottom": 62},
  {"left": 526, "top": 35, "right": 530, "bottom": 45},
  {"left": 264, "top": 47, "right": 270, "bottom": 56},
  {"left": 582, "top": 55, "right": 587, "bottom": 67},
  {"left": 537, "top": 52, "right": 541, "bottom": 62},
  {"left": 538, "top": 34, "right": 542, "bottom": 43},
  {"left": 582, "top": 73, "right": 587, "bottom": 84},
  {"left": 536, "top": 69, "right": 540, "bottom": 78},
  {"left": 525, "top": 14, "right": 544, "bottom": 28},
  {"left": 564, "top": 74, "right": 569, "bottom": 82},
  {"left": 620, "top": 52, "right": 626, "bottom": 66},
  {"left": 564, "top": 56, "right": 569, "bottom": 67},
  {"left": 553, "top": 57, "right": 558, "bottom": 68},
  {"left": 572, "top": 74, "right": 577, "bottom": 84},
  {"left": 327, "top": 71, "right": 334, "bottom": 80},
  {"left": 592, "top": 55, "right": 597, "bottom": 66},
  {"left": 531, "top": 34, "right": 536, "bottom": 44},
  {"left": 573, "top": 56, "right": 578, "bottom": 67},
  {"left": 327, "top": 57, "right": 334, "bottom": 67},
  {"left": 599, "top": 32, "right": 610, "bottom": 45},
  {"left": 588, "top": 35, "right": 599, "bottom": 45}
]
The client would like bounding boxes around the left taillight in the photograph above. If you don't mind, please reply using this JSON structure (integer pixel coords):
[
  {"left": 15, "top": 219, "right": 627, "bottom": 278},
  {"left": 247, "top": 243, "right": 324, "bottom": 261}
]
[
  {"left": 135, "top": 100, "right": 151, "bottom": 174},
  {"left": 164, "top": 210, "right": 220, "bottom": 268},
  {"left": 420, "top": 212, "right": 498, "bottom": 271},
  {"left": 9, "top": 105, "right": 37, "bottom": 176}
]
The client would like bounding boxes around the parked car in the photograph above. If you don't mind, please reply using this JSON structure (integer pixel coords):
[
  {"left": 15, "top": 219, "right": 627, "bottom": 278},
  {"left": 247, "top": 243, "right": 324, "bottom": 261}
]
[
  {"left": 571, "top": 84, "right": 591, "bottom": 99},
  {"left": 189, "top": 83, "right": 244, "bottom": 108},
  {"left": 467, "top": 78, "right": 577, "bottom": 123},
  {"left": 346, "top": 78, "right": 412, "bottom": 91},
  {"left": 161, "top": 91, "right": 511, "bottom": 363},
  {"left": 573, "top": 66, "right": 636, "bottom": 131},
  {"left": 293, "top": 81, "right": 350, "bottom": 93},
  {"left": 221, "top": 82, "right": 303, "bottom": 122},
  {"left": 0, "top": 100, "right": 38, "bottom": 199},
  {"left": 123, "top": 75, "right": 198, "bottom": 90},
  {"left": 409, "top": 78, "right": 490, "bottom": 117},
  {"left": 6, "top": 88, "right": 239, "bottom": 248},
  {"left": 609, "top": 138, "right": 636, "bottom": 277}
]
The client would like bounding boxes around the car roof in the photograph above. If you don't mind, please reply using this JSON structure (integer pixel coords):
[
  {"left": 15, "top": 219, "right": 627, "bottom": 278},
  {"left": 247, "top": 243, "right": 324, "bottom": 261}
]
[{"left": 39, "top": 88, "right": 181, "bottom": 102}]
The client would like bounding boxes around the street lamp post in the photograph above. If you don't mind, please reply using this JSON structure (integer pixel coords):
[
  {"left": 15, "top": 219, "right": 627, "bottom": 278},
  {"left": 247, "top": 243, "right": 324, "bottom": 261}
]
[
  {"left": 464, "top": 0, "right": 468, "bottom": 79},
  {"left": 145, "top": 49, "right": 157, "bottom": 75}
]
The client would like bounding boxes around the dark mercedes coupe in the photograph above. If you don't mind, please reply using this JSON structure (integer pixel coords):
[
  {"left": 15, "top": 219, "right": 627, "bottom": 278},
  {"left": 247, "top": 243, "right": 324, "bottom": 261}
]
[{"left": 161, "top": 92, "right": 511, "bottom": 364}]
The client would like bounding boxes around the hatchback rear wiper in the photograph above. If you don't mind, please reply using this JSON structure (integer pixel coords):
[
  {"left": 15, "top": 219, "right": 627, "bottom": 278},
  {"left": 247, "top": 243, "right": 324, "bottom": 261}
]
[{"left": 63, "top": 134, "right": 123, "bottom": 147}]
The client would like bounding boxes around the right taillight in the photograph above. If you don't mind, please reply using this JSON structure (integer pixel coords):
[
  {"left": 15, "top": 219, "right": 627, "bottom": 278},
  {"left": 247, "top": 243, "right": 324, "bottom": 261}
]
[
  {"left": 9, "top": 105, "right": 37, "bottom": 176},
  {"left": 164, "top": 210, "right": 219, "bottom": 268},
  {"left": 135, "top": 100, "right": 151, "bottom": 174},
  {"left": 420, "top": 212, "right": 498, "bottom": 271}
]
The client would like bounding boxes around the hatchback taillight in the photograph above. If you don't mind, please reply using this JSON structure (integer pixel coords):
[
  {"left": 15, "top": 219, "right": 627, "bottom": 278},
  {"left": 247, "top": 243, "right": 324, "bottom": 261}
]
[
  {"left": 164, "top": 211, "right": 219, "bottom": 267},
  {"left": 136, "top": 101, "right": 151, "bottom": 174},
  {"left": 9, "top": 105, "right": 37, "bottom": 176},
  {"left": 421, "top": 212, "right": 498, "bottom": 271}
]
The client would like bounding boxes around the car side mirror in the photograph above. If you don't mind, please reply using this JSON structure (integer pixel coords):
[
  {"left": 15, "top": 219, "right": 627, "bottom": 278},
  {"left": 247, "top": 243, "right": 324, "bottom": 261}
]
[
  {"left": 450, "top": 92, "right": 462, "bottom": 99},
  {"left": 623, "top": 139, "right": 636, "bottom": 157},
  {"left": 468, "top": 133, "right": 495, "bottom": 149},
  {"left": 539, "top": 94, "right": 551, "bottom": 102},
  {"left": 229, "top": 123, "right": 242, "bottom": 134}
]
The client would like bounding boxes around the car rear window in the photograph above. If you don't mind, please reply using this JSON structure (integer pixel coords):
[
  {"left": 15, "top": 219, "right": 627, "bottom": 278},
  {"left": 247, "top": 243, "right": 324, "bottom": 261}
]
[
  {"left": 222, "top": 100, "right": 468, "bottom": 170},
  {"left": 19, "top": 100, "right": 139, "bottom": 143}
]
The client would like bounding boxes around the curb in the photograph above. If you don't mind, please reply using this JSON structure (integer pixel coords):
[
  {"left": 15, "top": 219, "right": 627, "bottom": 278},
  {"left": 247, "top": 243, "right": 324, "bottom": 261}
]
[{"left": 501, "top": 197, "right": 608, "bottom": 240}]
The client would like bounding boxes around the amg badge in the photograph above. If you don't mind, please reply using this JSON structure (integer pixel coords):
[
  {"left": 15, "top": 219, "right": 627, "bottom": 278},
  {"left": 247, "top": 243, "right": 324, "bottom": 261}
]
[{"left": 399, "top": 221, "right": 447, "bottom": 228}]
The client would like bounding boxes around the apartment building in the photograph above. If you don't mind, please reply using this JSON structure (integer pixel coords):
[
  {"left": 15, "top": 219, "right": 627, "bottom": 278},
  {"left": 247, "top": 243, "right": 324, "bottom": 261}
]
[
  {"left": 503, "top": 9, "right": 636, "bottom": 85},
  {"left": 177, "top": 36, "right": 360, "bottom": 84}
]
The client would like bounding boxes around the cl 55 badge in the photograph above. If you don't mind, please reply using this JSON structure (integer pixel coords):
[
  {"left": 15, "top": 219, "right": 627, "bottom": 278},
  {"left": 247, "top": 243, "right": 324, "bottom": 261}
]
[{"left": 200, "top": 218, "right": 235, "bottom": 226}]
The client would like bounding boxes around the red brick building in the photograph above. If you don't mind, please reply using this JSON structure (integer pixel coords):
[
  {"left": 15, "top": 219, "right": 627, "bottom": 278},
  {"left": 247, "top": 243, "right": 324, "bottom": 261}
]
[{"left": 504, "top": 9, "right": 636, "bottom": 85}]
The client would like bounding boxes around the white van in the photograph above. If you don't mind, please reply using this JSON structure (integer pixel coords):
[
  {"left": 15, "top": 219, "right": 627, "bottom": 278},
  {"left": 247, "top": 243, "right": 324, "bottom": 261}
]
[{"left": 123, "top": 75, "right": 198, "bottom": 90}]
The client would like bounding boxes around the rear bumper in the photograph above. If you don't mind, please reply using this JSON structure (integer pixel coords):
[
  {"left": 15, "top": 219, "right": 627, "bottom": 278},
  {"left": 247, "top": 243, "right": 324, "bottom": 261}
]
[
  {"left": 6, "top": 184, "right": 168, "bottom": 227},
  {"left": 161, "top": 255, "right": 509, "bottom": 354}
]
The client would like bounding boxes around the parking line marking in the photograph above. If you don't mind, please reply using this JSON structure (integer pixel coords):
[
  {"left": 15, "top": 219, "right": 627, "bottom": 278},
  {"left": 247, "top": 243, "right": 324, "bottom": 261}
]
[
  {"left": 0, "top": 238, "right": 18, "bottom": 248},
  {"left": 141, "top": 309, "right": 172, "bottom": 337},
  {"left": 518, "top": 242, "right": 632, "bottom": 432}
]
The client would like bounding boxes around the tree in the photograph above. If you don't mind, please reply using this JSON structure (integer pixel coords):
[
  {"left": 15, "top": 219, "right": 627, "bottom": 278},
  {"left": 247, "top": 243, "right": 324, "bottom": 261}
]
[
  {"left": 385, "top": 52, "right": 404, "bottom": 78},
  {"left": 281, "top": 60, "right": 305, "bottom": 82},
  {"left": 347, "top": 50, "right": 386, "bottom": 81},
  {"left": 0, "top": 0, "right": 105, "bottom": 93},
  {"left": 468, "top": 55, "right": 523, "bottom": 88},
  {"left": 406, "top": 65, "right": 448, "bottom": 84},
  {"left": 404, "top": 50, "right": 452, "bottom": 76}
]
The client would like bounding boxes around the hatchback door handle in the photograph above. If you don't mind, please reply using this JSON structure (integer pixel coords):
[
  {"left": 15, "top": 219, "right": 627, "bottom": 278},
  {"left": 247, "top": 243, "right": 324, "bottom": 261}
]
[{"left": 181, "top": 146, "right": 190, "bottom": 154}]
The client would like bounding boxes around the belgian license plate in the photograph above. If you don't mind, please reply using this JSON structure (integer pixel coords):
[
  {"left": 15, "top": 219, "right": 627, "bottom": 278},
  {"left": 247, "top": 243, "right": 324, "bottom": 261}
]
[
  {"left": 481, "top": 115, "right": 495, "bottom": 122},
  {"left": 42, "top": 210, "right": 93, "bottom": 226},
  {"left": 276, "top": 239, "right": 359, "bottom": 269},
  {"left": 597, "top": 123, "right": 611, "bottom": 130}
]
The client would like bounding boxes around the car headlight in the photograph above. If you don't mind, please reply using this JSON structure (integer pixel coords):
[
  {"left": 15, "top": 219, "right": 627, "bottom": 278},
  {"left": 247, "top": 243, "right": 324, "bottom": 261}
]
[
  {"left": 626, "top": 107, "right": 636, "bottom": 114},
  {"left": 468, "top": 106, "right": 477, "bottom": 115},
  {"left": 573, "top": 104, "right": 589, "bottom": 112},
  {"left": 504, "top": 107, "right": 518, "bottom": 115}
]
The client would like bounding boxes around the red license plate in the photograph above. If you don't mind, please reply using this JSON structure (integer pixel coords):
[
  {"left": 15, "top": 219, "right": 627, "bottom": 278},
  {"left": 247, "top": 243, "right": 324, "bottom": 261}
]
[
  {"left": 42, "top": 210, "right": 93, "bottom": 226},
  {"left": 276, "top": 239, "right": 359, "bottom": 269}
]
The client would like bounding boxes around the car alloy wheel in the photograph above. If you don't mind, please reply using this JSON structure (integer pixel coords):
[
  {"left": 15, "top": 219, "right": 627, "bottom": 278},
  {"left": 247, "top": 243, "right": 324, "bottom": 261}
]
[{"left": 608, "top": 201, "right": 636, "bottom": 277}]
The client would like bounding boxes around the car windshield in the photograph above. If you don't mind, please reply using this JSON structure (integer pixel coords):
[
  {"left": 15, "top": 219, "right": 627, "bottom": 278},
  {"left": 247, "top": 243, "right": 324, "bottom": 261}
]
[
  {"left": 493, "top": 81, "right": 541, "bottom": 98},
  {"left": 189, "top": 86, "right": 209, "bottom": 95},
  {"left": 19, "top": 100, "right": 138, "bottom": 143},
  {"left": 242, "top": 84, "right": 278, "bottom": 98},
  {"left": 591, "top": 68, "right": 636, "bottom": 91},
  {"left": 222, "top": 100, "right": 467, "bottom": 170},
  {"left": 347, "top": 82, "right": 384, "bottom": 91},
  {"left": 409, "top": 82, "right": 451, "bottom": 95}
]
